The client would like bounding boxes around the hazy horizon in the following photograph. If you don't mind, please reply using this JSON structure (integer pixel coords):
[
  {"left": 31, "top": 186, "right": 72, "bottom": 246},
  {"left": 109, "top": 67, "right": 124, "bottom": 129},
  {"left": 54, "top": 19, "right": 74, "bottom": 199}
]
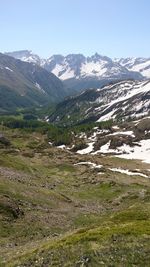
[{"left": 4, "top": 49, "right": 150, "bottom": 59}]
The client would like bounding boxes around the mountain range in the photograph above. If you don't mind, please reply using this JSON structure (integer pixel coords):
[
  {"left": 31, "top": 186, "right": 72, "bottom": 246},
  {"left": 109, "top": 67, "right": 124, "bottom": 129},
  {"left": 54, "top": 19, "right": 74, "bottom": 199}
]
[
  {"left": 1, "top": 50, "right": 150, "bottom": 119},
  {"left": 6, "top": 50, "right": 146, "bottom": 91}
]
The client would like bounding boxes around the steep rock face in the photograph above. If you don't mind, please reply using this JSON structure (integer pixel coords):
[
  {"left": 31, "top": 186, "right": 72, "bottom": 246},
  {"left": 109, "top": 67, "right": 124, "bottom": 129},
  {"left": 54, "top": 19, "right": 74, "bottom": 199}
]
[
  {"left": 48, "top": 80, "right": 150, "bottom": 125},
  {"left": 0, "top": 53, "right": 66, "bottom": 111}
]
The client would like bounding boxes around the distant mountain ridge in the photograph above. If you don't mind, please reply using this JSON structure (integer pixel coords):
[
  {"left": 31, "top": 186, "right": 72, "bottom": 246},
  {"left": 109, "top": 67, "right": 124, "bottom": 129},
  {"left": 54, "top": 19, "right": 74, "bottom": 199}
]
[
  {"left": 6, "top": 50, "right": 145, "bottom": 91},
  {"left": 115, "top": 57, "right": 150, "bottom": 78},
  {"left": 0, "top": 53, "right": 67, "bottom": 111}
]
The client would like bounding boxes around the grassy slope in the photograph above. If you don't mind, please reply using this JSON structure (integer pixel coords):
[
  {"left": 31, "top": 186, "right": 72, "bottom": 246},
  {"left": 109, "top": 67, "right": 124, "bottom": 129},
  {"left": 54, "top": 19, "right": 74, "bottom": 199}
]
[{"left": 0, "top": 126, "right": 150, "bottom": 266}]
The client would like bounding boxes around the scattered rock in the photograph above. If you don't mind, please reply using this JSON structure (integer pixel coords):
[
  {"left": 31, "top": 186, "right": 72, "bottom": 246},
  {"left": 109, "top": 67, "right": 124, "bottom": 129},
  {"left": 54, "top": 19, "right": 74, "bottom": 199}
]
[
  {"left": 76, "top": 255, "right": 91, "bottom": 266},
  {"left": 0, "top": 134, "right": 11, "bottom": 147},
  {"left": 0, "top": 195, "right": 24, "bottom": 219}
]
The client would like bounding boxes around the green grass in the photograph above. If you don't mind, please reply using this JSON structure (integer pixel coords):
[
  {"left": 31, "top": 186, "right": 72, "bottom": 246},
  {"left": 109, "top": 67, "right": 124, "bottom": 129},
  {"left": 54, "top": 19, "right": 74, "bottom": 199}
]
[
  {"left": 72, "top": 182, "right": 122, "bottom": 201},
  {"left": 0, "top": 126, "right": 150, "bottom": 266},
  {"left": 4, "top": 220, "right": 150, "bottom": 267}
]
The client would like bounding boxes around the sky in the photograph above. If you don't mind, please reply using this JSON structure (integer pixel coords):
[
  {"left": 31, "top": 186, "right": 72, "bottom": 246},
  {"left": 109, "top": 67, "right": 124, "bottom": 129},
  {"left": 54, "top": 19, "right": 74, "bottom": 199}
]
[{"left": 0, "top": 0, "right": 150, "bottom": 58}]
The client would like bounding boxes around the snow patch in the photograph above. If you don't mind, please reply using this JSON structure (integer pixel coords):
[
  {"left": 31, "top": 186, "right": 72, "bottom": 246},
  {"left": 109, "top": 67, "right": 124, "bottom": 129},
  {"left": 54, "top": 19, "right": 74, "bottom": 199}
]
[
  {"left": 35, "top": 82, "right": 45, "bottom": 93},
  {"left": 57, "top": 145, "right": 66, "bottom": 149},
  {"left": 5, "top": 67, "right": 13, "bottom": 72},
  {"left": 109, "top": 167, "right": 148, "bottom": 178},
  {"left": 116, "top": 139, "right": 150, "bottom": 164},
  {"left": 74, "top": 161, "right": 102, "bottom": 169},
  {"left": 109, "top": 131, "right": 135, "bottom": 137},
  {"left": 77, "top": 142, "right": 94, "bottom": 154},
  {"left": 97, "top": 109, "right": 117, "bottom": 122}
]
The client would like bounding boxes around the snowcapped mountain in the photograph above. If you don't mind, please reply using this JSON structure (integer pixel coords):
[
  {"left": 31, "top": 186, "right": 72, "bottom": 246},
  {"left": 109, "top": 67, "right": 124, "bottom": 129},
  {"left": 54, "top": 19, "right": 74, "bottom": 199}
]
[
  {"left": 115, "top": 57, "right": 150, "bottom": 78},
  {"left": 6, "top": 50, "right": 144, "bottom": 91},
  {"left": 48, "top": 80, "right": 150, "bottom": 125},
  {"left": 5, "top": 50, "right": 44, "bottom": 65},
  {"left": 46, "top": 53, "right": 142, "bottom": 81},
  {"left": 44, "top": 53, "right": 143, "bottom": 92}
]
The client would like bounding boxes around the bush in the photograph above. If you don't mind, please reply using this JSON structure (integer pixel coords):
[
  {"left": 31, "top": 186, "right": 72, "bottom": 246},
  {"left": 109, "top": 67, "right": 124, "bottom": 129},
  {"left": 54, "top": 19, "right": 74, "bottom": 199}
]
[
  {"left": 47, "top": 128, "right": 72, "bottom": 146},
  {"left": 23, "top": 114, "right": 37, "bottom": 120}
]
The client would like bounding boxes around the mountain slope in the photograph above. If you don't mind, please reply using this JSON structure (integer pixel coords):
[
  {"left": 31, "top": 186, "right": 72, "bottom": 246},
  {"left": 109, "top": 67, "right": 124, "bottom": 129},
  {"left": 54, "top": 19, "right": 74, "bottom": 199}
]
[
  {"left": 0, "top": 53, "right": 66, "bottom": 111},
  {"left": 48, "top": 80, "right": 150, "bottom": 125}
]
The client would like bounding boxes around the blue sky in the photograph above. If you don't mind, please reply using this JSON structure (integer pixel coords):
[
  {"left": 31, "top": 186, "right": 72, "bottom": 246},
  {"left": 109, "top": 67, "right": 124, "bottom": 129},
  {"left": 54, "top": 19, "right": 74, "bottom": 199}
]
[{"left": 0, "top": 0, "right": 150, "bottom": 58}]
